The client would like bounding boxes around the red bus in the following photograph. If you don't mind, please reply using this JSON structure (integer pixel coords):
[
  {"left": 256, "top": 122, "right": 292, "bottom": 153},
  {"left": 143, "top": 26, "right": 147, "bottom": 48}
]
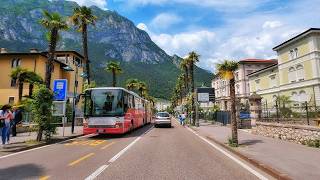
[{"left": 81, "top": 87, "right": 152, "bottom": 135}]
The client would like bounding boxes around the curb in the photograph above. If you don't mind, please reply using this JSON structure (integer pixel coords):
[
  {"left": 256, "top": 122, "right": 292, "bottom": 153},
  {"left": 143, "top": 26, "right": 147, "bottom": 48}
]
[
  {"left": 0, "top": 134, "right": 84, "bottom": 154},
  {"left": 189, "top": 126, "right": 292, "bottom": 180}
]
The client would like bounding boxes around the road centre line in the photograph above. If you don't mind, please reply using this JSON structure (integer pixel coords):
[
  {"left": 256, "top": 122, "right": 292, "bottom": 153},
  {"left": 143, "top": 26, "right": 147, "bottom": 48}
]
[
  {"left": 101, "top": 142, "right": 115, "bottom": 150},
  {"left": 68, "top": 153, "right": 95, "bottom": 166},
  {"left": 39, "top": 175, "right": 50, "bottom": 180},
  {"left": 185, "top": 127, "right": 268, "bottom": 180},
  {"left": 85, "top": 125, "right": 154, "bottom": 180}
]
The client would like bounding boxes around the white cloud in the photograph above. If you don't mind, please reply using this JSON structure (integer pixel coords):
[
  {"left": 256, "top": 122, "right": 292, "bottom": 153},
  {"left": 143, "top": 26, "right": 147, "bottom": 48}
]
[
  {"left": 141, "top": 0, "right": 320, "bottom": 72},
  {"left": 68, "top": 0, "right": 107, "bottom": 9},
  {"left": 137, "top": 23, "right": 149, "bottom": 32},
  {"left": 262, "top": 21, "right": 283, "bottom": 29},
  {"left": 150, "top": 13, "right": 182, "bottom": 30}
]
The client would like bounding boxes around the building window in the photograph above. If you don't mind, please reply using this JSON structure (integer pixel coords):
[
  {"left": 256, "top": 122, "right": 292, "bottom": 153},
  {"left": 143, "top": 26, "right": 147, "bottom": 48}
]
[
  {"left": 288, "top": 67, "right": 296, "bottom": 83},
  {"left": 269, "top": 75, "right": 276, "bottom": 88},
  {"left": 289, "top": 48, "right": 298, "bottom": 60},
  {"left": 235, "top": 72, "right": 239, "bottom": 81},
  {"left": 236, "top": 84, "right": 240, "bottom": 94},
  {"left": 11, "top": 58, "right": 21, "bottom": 68},
  {"left": 299, "top": 90, "right": 307, "bottom": 102},
  {"left": 255, "top": 79, "right": 260, "bottom": 90},
  {"left": 8, "top": 97, "right": 14, "bottom": 104},
  {"left": 296, "top": 64, "right": 304, "bottom": 81},
  {"left": 10, "top": 78, "right": 17, "bottom": 87}
]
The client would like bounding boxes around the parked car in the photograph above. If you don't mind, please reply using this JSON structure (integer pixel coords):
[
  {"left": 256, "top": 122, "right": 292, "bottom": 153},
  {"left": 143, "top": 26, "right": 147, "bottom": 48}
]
[{"left": 154, "top": 112, "right": 171, "bottom": 128}]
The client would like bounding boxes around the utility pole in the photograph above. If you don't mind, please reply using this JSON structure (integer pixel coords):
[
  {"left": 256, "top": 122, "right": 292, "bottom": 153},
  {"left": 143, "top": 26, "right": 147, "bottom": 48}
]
[{"left": 71, "top": 62, "right": 79, "bottom": 134}]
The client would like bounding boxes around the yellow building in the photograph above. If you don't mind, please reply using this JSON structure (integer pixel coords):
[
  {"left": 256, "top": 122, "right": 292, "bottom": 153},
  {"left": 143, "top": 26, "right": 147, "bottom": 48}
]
[
  {"left": 0, "top": 48, "right": 86, "bottom": 105},
  {"left": 248, "top": 28, "right": 320, "bottom": 107}
]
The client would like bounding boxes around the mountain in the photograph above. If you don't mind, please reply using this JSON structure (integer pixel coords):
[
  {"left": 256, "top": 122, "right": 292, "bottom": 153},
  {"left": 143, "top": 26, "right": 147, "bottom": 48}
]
[{"left": 0, "top": 0, "right": 212, "bottom": 99}]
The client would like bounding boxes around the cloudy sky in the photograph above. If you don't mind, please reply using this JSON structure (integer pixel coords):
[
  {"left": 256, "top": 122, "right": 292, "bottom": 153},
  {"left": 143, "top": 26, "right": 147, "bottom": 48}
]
[{"left": 69, "top": 0, "right": 320, "bottom": 72}]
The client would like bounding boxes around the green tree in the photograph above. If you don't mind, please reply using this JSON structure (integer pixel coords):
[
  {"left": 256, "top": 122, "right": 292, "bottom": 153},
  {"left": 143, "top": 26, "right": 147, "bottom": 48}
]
[
  {"left": 186, "top": 51, "right": 200, "bottom": 125},
  {"left": 180, "top": 60, "right": 189, "bottom": 94},
  {"left": 32, "top": 84, "right": 54, "bottom": 141},
  {"left": 136, "top": 81, "right": 148, "bottom": 97},
  {"left": 10, "top": 68, "right": 43, "bottom": 102},
  {"left": 70, "top": 6, "right": 97, "bottom": 85},
  {"left": 105, "top": 61, "right": 122, "bottom": 87},
  {"left": 39, "top": 10, "right": 68, "bottom": 88},
  {"left": 126, "top": 78, "right": 139, "bottom": 90},
  {"left": 216, "top": 60, "right": 239, "bottom": 146}
]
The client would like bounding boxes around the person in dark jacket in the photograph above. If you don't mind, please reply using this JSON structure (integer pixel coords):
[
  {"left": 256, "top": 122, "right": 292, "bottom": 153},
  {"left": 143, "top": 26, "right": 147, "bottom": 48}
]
[{"left": 12, "top": 106, "right": 23, "bottom": 137}]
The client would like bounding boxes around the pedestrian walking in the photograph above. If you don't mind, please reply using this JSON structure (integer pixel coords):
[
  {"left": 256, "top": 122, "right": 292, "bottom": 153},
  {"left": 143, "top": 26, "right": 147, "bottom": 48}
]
[
  {"left": 1, "top": 105, "right": 13, "bottom": 146},
  {"left": 180, "top": 112, "right": 186, "bottom": 126},
  {"left": 12, "top": 105, "right": 23, "bottom": 137}
]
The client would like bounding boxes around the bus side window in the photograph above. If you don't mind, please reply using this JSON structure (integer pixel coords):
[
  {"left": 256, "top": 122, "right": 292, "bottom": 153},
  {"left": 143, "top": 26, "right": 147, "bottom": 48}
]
[{"left": 124, "top": 92, "right": 129, "bottom": 112}]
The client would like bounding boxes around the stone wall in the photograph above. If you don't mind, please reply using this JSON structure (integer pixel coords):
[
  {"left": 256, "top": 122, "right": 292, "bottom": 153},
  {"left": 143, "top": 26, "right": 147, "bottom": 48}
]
[{"left": 252, "top": 122, "right": 320, "bottom": 144}]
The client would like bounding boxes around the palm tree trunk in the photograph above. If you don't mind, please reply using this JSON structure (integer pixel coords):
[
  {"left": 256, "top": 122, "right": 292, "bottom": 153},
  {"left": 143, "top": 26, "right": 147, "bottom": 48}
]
[
  {"left": 230, "top": 78, "right": 238, "bottom": 145},
  {"left": 190, "top": 63, "right": 196, "bottom": 125},
  {"left": 18, "top": 81, "right": 23, "bottom": 102},
  {"left": 82, "top": 23, "right": 90, "bottom": 85},
  {"left": 45, "top": 28, "right": 58, "bottom": 89},
  {"left": 112, "top": 70, "right": 116, "bottom": 87},
  {"left": 36, "top": 127, "right": 43, "bottom": 141},
  {"left": 29, "top": 83, "right": 34, "bottom": 97},
  {"left": 184, "top": 66, "right": 189, "bottom": 94}
]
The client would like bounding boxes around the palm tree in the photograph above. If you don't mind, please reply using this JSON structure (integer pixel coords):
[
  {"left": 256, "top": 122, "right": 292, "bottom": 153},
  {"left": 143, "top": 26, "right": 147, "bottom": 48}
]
[
  {"left": 180, "top": 59, "right": 189, "bottom": 94},
  {"left": 70, "top": 6, "right": 97, "bottom": 85},
  {"left": 136, "top": 81, "right": 148, "bottom": 97},
  {"left": 126, "top": 78, "right": 139, "bottom": 90},
  {"left": 39, "top": 10, "right": 68, "bottom": 88},
  {"left": 25, "top": 72, "right": 43, "bottom": 97},
  {"left": 10, "top": 67, "right": 27, "bottom": 102},
  {"left": 105, "top": 61, "right": 122, "bottom": 87},
  {"left": 216, "top": 60, "right": 239, "bottom": 145},
  {"left": 10, "top": 68, "right": 44, "bottom": 102},
  {"left": 186, "top": 51, "right": 200, "bottom": 125}
]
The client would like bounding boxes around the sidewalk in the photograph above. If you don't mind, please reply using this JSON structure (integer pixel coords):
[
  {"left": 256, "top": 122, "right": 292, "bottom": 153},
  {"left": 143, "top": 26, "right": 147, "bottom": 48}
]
[
  {"left": 0, "top": 126, "right": 83, "bottom": 156},
  {"left": 192, "top": 121, "right": 320, "bottom": 180}
]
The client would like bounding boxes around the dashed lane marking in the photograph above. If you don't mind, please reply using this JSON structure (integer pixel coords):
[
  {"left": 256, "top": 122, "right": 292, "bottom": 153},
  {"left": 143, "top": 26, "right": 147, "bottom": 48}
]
[
  {"left": 101, "top": 142, "right": 115, "bottom": 150},
  {"left": 68, "top": 153, "right": 95, "bottom": 166},
  {"left": 85, "top": 126, "right": 154, "bottom": 180},
  {"left": 65, "top": 140, "right": 106, "bottom": 146},
  {"left": 39, "top": 175, "right": 50, "bottom": 180}
]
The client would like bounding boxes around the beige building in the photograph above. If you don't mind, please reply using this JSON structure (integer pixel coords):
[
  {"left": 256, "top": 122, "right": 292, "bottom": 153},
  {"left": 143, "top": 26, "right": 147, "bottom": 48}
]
[
  {"left": 212, "top": 59, "right": 277, "bottom": 110},
  {"left": 0, "top": 48, "right": 86, "bottom": 105},
  {"left": 248, "top": 28, "right": 320, "bottom": 107}
]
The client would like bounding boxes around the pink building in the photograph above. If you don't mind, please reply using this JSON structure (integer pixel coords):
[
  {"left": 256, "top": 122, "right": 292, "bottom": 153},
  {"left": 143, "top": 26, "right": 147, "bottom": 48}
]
[{"left": 212, "top": 59, "right": 277, "bottom": 110}]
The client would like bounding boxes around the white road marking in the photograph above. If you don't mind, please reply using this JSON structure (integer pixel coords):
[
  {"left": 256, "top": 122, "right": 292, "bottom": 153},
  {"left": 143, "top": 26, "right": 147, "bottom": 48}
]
[
  {"left": 85, "top": 165, "right": 109, "bottom": 180},
  {"left": 0, "top": 134, "right": 94, "bottom": 159},
  {"left": 85, "top": 125, "right": 154, "bottom": 180},
  {"left": 186, "top": 127, "right": 269, "bottom": 180}
]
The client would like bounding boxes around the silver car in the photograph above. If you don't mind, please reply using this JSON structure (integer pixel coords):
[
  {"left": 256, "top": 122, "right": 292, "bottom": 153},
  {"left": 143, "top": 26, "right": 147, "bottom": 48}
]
[{"left": 154, "top": 112, "right": 171, "bottom": 128}]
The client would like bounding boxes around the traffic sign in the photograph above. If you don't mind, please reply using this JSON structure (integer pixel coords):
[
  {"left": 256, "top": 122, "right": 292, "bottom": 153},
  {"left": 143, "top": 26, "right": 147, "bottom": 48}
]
[
  {"left": 196, "top": 87, "right": 215, "bottom": 102},
  {"left": 53, "top": 79, "right": 68, "bottom": 101}
]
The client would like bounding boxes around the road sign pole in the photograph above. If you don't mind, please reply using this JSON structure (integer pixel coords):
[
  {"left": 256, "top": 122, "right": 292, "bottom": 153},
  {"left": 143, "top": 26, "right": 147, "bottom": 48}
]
[{"left": 196, "top": 90, "right": 199, "bottom": 127}]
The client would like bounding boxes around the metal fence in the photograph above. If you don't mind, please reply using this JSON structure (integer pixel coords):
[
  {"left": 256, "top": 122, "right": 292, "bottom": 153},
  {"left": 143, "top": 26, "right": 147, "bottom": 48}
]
[{"left": 261, "top": 101, "right": 320, "bottom": 126}]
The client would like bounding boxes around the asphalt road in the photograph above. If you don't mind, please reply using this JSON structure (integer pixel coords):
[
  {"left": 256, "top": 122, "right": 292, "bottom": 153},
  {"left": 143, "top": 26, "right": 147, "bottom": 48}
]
[{"left": 0, "top": 121, "right": 269, "bottom": 180}]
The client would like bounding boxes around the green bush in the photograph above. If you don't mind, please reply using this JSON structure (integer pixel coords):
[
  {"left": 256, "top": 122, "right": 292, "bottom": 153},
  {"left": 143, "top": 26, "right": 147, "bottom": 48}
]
[
  {"left": 228, "top": 137, "right": 238, "bottom": 147},
  {"left": 305, "top": 139, "right": 320, "bottom": 148},
  {"left": 32, "top": 84, "right": 55, "bottom": 141}
]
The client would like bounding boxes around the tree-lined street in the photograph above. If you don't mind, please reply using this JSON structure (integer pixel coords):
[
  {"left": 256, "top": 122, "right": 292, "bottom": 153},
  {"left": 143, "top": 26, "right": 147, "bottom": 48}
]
[{"left": 0, "top": 121, "right": 269, "bottom": 180}]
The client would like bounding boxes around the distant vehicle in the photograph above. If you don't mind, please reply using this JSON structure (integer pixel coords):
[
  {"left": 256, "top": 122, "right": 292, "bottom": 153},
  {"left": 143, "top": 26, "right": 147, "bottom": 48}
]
[
  {"left": 154, "top": 112, "right": 171, "bottom": 128},
  {"left": 81, "top": 87, "right": 152, "bottom": 135}
]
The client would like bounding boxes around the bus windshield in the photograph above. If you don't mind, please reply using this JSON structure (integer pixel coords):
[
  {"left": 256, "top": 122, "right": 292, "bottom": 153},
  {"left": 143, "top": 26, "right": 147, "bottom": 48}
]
[{"left": 85, "top": 89, "right": 124, "bottom": 117}]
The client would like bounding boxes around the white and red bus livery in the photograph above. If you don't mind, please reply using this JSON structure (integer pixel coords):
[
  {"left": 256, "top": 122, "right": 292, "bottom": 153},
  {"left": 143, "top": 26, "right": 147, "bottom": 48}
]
[{"left": 82, "top": 87, "right": 152, "bottom": 135}]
